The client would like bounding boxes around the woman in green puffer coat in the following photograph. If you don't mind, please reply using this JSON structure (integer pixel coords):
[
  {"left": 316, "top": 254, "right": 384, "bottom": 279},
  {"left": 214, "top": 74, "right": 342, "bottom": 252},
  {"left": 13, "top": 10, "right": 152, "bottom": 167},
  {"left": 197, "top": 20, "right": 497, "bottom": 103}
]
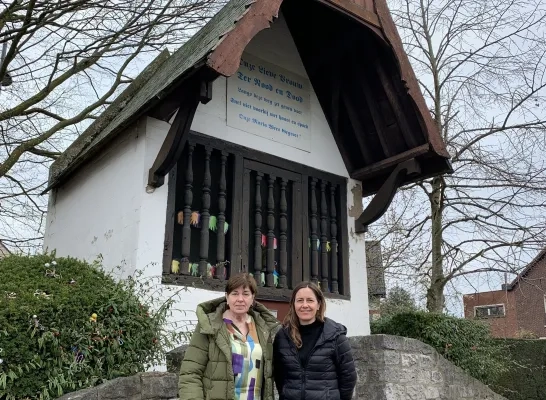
[{"left": 179, "top": 273, "right": 280, "bottom": 400}]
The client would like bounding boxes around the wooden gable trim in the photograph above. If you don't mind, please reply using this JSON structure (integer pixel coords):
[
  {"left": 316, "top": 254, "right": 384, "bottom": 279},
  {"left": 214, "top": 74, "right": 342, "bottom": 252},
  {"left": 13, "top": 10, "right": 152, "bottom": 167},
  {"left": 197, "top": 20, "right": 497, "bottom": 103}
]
[
  {"left": 207, "top": 0, "right": 284, "bottom": 77},
  {"left": 316, "top": 0, "right": 384, "bottom": 38}
]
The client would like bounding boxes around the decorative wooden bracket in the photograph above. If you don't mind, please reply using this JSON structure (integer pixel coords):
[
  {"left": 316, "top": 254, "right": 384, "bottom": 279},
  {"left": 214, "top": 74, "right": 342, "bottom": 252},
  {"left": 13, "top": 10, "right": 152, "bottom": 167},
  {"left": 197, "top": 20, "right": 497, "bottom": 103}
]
[
  {"left": 147, "top": 80, "right": 212, "bottom": 188},
  {"left": 355, "top": 158, "right": 421, "bottom": 233}
]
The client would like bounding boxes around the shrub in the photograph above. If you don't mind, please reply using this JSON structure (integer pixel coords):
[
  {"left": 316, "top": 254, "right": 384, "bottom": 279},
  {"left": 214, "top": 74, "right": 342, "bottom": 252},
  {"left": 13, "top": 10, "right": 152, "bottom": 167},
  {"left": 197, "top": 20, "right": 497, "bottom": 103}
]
[
  {"left": 491, "top": 339, "right": 546, "bottom": 400},
  {"left": 371, "top": 311, "right": 510, "bottom": 385},
  {"left": 0, "top": 254, "right": 185, "bottom": 400},
  {"left": 514, "top": 328, "right": 538, "bottom": 339}
]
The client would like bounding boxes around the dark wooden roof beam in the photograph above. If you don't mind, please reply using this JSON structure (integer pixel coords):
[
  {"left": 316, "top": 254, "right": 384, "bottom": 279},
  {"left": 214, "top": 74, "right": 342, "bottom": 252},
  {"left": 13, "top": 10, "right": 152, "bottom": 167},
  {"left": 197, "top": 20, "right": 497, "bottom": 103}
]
[
  {"left": 351, "top": 143, "right": 429, "bottom": 182},
  {"left": 358, "top": 72, "right": 394, "bottom": 158},
  {"left": 341, "top": 93, "right": 373, "bottom": 166},
  {"left": 147, "top": 81, "right": 202, "bottom": 188},
  {"left": 355, "top": 158, "right": 421, "bottom": 233},
  {"left": 374, "top": 59, "right": 419, "bottom": 149}
]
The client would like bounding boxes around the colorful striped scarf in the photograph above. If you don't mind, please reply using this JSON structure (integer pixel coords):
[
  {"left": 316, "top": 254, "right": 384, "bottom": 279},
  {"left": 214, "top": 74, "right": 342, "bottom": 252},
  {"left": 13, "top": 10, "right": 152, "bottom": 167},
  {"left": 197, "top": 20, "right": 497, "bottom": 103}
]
[{"left": 224, "top": 315, "right": 264, "bottom": 400}]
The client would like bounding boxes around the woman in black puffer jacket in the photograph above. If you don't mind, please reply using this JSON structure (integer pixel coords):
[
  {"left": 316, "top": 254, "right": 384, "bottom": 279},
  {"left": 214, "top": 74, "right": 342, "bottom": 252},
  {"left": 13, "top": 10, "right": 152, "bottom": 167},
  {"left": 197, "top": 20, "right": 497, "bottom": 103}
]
[{"left": 273, "top": 281, "right": 357, "bottom": 400}]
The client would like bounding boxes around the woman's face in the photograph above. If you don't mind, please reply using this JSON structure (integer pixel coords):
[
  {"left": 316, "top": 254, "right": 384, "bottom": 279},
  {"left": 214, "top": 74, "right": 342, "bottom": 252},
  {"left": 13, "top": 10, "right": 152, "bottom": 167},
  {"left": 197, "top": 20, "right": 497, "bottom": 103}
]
[
  {"left": 294, "top": 287, "right": 320, "bottom": 325},
  {"left": 226, "top": 285, "right": 255, "bottom": 316}
]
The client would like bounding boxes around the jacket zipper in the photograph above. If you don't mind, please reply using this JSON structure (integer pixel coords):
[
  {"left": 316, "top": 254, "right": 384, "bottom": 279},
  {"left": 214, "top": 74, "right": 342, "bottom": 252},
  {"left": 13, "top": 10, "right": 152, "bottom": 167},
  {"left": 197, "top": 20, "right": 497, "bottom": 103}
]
[{"left": 288, "top": 332, "right": 328, "bottom": 400}]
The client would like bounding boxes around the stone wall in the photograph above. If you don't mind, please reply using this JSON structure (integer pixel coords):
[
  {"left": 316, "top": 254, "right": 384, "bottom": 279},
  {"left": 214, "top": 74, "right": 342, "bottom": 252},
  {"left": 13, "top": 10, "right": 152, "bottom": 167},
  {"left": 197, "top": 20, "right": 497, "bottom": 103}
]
[
  {"left": 57, "top": 372, "right": 178, "bottom": 400},
  {"left": 352, "top": 335, "right": 506, "bottom": 400},
  {"left": 58, "top": 335, "right": 506, "bottom": 400}
]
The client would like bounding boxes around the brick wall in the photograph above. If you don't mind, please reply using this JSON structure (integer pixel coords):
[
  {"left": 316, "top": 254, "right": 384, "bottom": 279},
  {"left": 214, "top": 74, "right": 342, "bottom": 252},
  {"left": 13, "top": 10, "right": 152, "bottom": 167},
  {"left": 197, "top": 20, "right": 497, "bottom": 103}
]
[
  {"left": 514, "top": 259, "right": 546, "bottom": 338},
  {"left": 463, "top": 254, "right": 546, "bottom": 339},
  {"left": 463, "top": 290, "right": 518, "bottom": 338}
]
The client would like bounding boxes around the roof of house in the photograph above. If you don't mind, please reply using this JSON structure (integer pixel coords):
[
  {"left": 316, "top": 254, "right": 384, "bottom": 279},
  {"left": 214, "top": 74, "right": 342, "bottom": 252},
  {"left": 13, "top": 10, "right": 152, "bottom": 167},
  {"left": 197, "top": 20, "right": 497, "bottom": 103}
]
[
  {"left": 45, "top": 0, "right": 452, "bottom": 195},
  {"left": 501, "top": 248, "right": 546, "bottom": 291},
  {"left": 366, "top": 240, "right": 386, "bottom": 297}
]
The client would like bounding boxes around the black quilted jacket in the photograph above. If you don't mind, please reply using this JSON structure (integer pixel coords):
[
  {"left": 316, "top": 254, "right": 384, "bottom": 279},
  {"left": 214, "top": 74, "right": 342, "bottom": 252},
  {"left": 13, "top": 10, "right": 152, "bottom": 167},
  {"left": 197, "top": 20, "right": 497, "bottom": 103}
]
[{"left": 273, "top": 318, "right": 357, "bottom": 400}]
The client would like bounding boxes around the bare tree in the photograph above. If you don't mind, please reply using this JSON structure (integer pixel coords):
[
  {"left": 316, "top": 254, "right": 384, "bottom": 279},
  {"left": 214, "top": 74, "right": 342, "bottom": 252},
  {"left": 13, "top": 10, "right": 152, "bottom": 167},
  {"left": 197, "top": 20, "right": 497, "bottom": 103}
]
[
  {"left": 368, "top": 0, "right": 546, "bottom": 312},
  {"left": 0, "top": 0, "right": 222, "bottom": 251}
]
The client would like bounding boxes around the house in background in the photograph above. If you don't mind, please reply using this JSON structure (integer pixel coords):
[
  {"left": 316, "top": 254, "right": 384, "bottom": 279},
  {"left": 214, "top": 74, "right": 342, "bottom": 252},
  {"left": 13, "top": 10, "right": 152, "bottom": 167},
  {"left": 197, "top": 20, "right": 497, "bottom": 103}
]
[
  {"left": 463, "top": 249, "right": 546, "bottom": 338},
  {"left": 366, "top": 240, "right": 386, "bottom": 321},
  {"left": 42, "top": 0, "right": 451, "bottom": 337}
]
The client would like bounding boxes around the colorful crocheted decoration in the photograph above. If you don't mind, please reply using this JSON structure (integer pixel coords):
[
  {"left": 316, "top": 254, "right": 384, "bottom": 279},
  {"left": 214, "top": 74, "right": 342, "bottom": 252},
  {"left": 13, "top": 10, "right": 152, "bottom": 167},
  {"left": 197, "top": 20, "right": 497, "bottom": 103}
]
[
  {"left": 209, "top": 216, "right": 217, "bottom": 231},
  {"left": 307, "top": 239, "right": 332, "bottom": 252},
  {"left": 260, "top": 234, "right": 278, "bottom": 249},
  {"left": 177, "top": 210, "right": 229, "bottom": 233}
]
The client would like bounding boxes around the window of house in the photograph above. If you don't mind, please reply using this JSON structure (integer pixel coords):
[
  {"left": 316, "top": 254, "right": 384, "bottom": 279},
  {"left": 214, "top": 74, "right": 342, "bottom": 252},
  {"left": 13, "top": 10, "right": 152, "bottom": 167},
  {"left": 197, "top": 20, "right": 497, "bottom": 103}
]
[
  {"left": 474, "top": 304, "right": 505, "bottom": 318},
  {"left": 161, "top": 132, "right": 350, "bottom": 300}
]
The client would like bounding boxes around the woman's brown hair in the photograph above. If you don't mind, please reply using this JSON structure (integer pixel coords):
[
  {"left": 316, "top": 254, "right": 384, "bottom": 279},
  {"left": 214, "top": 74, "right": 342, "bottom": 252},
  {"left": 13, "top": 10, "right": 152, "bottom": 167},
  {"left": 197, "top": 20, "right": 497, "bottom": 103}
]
[
  {"left": 283, "top": 281, "right": 326, "bottom": 348},
  {"left": 225, "top": 272, "right": 258, "bottom": 295}
]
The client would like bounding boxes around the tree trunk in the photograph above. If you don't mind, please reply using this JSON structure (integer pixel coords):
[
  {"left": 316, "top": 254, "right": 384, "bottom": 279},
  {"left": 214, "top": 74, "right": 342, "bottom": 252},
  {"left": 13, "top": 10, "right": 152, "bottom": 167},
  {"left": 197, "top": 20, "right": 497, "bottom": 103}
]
[{"left": 427, "top": 176, "right": 445, "bottom": 312}]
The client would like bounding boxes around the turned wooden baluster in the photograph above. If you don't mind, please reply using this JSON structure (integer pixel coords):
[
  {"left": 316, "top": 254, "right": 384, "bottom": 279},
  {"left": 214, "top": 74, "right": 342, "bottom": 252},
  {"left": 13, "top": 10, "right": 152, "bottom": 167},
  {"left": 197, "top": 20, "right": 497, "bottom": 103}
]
[
  {"left": 254, "top": 172, "right": 264, "bottom": 284},
  {"left": 278, "top": 178, "right": 288, "bottom": 288},
  {"left": 310, "top": 178, "right": 319, "bottom": 284},
  {"left": 266, "top": 174, "right": 276, "bottom": 287},
  {"left": 181, "top": 143, "right": 195, "bottom": 273},
  {"left": 199, "top": 146, "right": 212, "bottom": 276},
  {"left": 215, "top": 151, "right": 228, "bottom": 279},
  {"left": 320, "top": 180, "right": 329, "bottom": 291},
  {"left": 330, "top": 184, "right": 339, "bottom": 294}
]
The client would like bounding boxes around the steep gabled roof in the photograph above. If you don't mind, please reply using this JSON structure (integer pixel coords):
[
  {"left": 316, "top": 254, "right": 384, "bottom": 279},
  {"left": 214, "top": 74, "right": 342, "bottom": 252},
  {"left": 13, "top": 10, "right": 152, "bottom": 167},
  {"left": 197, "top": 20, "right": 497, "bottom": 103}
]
[
  {"left": 502, "top": 248, "right": 546, "bottom": 291},
  {"left": 45, "top": 0, "right": 452, "bottom": 222},
  {"left": 46, "top": 0, "right": 256, "bottom": 190}
]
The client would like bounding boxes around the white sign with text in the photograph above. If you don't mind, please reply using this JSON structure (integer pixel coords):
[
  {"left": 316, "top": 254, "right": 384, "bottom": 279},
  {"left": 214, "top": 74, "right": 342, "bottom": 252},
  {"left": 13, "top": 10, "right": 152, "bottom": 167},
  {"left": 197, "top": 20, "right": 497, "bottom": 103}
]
[{"left": 226, "top": 53, "right": 311, "bottom": 152}]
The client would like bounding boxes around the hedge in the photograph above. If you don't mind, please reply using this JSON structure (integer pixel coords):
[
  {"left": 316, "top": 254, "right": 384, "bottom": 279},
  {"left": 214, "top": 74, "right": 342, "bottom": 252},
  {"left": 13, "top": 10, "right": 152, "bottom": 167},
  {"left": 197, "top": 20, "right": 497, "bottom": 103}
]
[
  {"left": 0, "top": 254, "right": 183, "bottom": 399},
  {"left": 491, "top": 339, "right": 546, "bottom": 400}
]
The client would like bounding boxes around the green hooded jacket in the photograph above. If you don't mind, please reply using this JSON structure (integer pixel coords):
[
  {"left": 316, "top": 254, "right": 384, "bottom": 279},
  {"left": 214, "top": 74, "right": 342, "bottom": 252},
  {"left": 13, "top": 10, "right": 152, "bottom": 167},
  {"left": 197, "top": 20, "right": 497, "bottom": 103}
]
[{"left": 178, "top": 297, "right": 280, "bottom": 400}]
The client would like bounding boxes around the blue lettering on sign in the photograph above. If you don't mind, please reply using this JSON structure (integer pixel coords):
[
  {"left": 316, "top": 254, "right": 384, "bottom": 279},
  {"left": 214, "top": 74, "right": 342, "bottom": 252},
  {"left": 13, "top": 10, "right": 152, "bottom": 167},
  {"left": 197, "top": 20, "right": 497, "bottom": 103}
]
[
  {"left": 237, "top": 71, "right": 251, "bottom": 83},
  {"left": 252, "top": 118, "right": 268, "bottom": 128},
  {"left": 253, "top": 106, "right": 269, "bottom": 116},
  {"left": 253, "top": 78, "right": 273, "bottom": 91},
  {"left": 279, "top": 74, "right": 303, "bottom": 89},
  {"left": 232, "top": 61, "right": 310, "bottom": 141},
  {"left": 259, "top": 65, "right": 277, "bottom": 79},
  {"left": 282, "top": 128, "right": 299, "bottom": 138},
  {"left": 286, "top": 91, "right": 303, "bottom": 103},
  {"left": 238, "top": 87, "right": 252, "bottom": 97},
  {"left": 240, "top": 59, "right": 256, "bottom": 72}
]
